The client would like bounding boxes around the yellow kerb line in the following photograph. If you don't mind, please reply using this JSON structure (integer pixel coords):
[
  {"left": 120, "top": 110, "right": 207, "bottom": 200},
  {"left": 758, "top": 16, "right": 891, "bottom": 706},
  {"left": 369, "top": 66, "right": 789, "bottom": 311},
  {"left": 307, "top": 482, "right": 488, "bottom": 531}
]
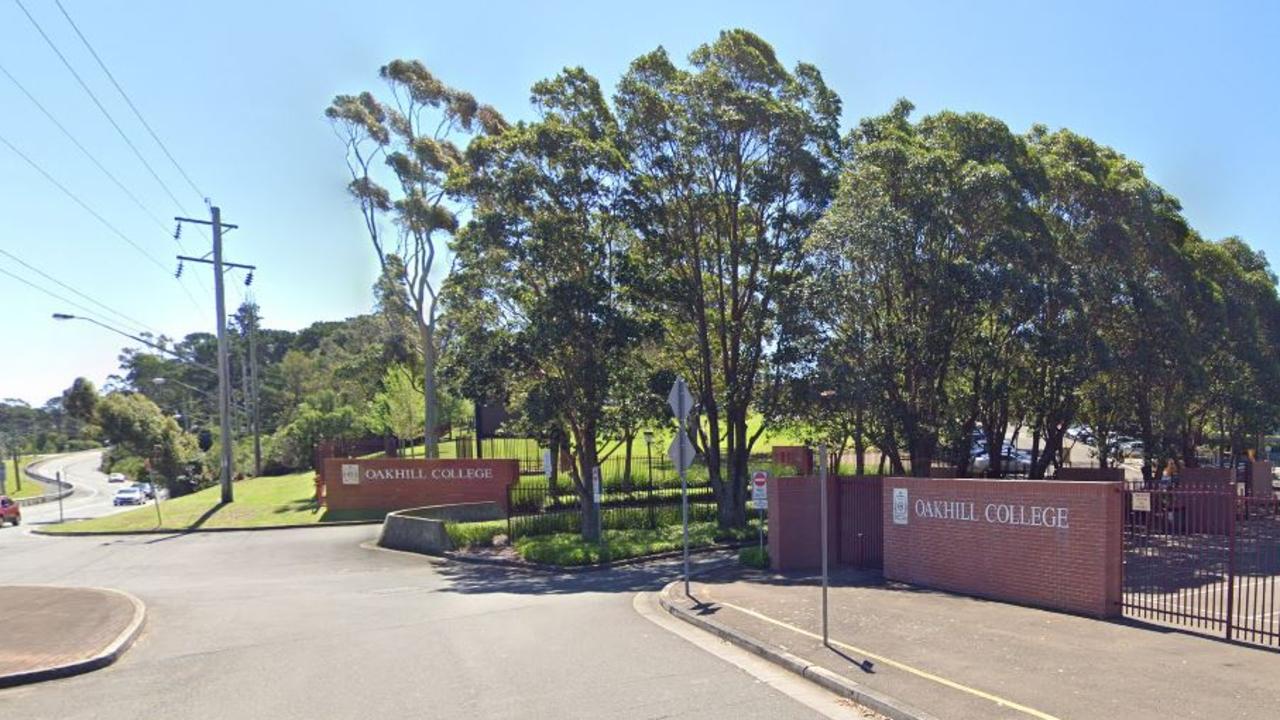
[{"left": 714, "top": 599, "right": 1062, "bottom": 720}]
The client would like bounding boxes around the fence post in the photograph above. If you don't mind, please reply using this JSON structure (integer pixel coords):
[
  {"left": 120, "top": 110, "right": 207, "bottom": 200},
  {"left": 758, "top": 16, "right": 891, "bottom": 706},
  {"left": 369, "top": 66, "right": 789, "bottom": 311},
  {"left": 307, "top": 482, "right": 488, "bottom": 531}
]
[
  {"left": 506, "top": 484, "right": 513, "bottom": 545},
  {"left": 1225, "top": 488, "right": 1237, "bottom": 641}
]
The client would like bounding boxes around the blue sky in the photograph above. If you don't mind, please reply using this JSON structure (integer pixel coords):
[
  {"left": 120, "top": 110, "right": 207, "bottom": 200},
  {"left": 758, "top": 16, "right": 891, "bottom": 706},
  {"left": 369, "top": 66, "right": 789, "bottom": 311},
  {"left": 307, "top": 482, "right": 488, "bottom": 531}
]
[{"left": 1, "top": 0, "right": 1276, "bottom": 405}]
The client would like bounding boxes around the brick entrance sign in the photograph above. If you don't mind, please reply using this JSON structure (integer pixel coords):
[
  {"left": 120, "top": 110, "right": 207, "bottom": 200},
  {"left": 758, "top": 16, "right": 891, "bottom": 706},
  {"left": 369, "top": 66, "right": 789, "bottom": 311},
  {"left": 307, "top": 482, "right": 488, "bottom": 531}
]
[
  {"left": 322, "top": 458, "right": 518, "bottom": 513},
  {"left": 883, "top": 477, "right": 1122, "bottom": 617}
]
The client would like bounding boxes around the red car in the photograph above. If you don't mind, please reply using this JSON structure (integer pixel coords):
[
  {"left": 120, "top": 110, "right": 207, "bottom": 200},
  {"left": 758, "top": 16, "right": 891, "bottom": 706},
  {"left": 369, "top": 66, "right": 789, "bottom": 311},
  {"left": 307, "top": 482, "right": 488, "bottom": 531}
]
[{"left": 0, "top": 496, "right": 20, "bottom": 527}]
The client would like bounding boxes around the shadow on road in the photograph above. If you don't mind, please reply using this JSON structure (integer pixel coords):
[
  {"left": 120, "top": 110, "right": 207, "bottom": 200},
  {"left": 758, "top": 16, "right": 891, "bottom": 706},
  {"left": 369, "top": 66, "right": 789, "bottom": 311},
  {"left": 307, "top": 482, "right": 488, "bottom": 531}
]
[{"left": 433, "top": 553, "right": 735, "bottom": 597}]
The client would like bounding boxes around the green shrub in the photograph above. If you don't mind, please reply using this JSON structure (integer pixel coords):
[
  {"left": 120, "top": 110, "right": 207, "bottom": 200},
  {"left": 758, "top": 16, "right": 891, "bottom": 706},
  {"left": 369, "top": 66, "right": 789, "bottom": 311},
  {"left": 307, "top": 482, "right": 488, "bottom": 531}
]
[
  {"left": 738, "top": 545, "right": 769, "bottom": 569},
  {"left": 446, "top": 520, "right": 507, "bottom": 548}
]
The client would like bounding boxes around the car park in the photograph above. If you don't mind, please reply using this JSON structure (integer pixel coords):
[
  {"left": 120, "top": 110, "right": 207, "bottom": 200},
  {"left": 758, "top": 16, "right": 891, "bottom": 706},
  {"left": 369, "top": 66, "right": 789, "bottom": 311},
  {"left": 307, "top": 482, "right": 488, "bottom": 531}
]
[
  {"left": 113, "top": 487, "right": 146, "bottom": 506},
  {"left": 0, "top": 496, "right": 20, "bottom": 526}
]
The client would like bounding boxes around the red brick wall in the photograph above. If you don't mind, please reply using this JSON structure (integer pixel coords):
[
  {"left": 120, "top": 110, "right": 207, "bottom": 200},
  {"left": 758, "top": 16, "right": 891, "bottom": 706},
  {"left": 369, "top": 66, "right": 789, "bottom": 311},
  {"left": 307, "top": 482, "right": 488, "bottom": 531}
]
[
  {"left": 882, "top": 477, "right": 1123, "bottom": 618},
  {"left": 767, "top": 475, "right": 839, "bottom": 571},
  {"left": 323, "top": 459, "right": 518, "bottom": 513},
  {"left": 771, "top": 446, "right": 814, "bottom": 474}
]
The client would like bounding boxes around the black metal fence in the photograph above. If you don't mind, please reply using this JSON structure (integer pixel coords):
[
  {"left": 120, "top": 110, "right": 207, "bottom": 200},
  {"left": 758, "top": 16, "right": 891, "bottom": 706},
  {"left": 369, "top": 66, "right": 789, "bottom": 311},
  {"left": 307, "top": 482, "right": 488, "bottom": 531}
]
[
  {"left": 506, "top": 484, "right": 722, "bottom": 540},
  {"left": 1123, "top": 482, "right": 1280, "bottom": 649}
]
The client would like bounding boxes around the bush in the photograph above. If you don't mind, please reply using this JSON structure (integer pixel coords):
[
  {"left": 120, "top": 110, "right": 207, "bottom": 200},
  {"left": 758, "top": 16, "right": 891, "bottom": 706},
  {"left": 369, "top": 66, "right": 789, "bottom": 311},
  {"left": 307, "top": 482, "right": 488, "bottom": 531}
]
[
  {"left": 446, "top": 520, "right": 507, "bottom": 548},
  {"left": 738, "top": 545, "right": 769, "bottom": 569},
  {"left": 512, "top": 521, "right": 738, "bottom": 566}
]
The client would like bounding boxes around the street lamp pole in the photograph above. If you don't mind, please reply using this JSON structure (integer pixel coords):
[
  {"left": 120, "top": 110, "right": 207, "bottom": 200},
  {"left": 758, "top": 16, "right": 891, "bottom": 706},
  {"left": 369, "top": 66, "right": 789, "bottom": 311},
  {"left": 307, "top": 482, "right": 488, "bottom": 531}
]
[{"left": 51, "top": 313, "right": 218, "bottom": 377}]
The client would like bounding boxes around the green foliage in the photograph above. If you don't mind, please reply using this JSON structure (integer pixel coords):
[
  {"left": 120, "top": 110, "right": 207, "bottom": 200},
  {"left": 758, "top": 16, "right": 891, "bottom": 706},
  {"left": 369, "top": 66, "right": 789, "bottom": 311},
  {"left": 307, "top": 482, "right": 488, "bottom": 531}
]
[
  {"left": 445, "top": 520, "right": 506, "bottom": 548},
  {"left": 738, "top": 545, "right": 769, "bottom": 569},
  {"left": 513, "top": 521, "right": 743, "bottom": 566},
  {"left": 617, "top": 29, "right": 843, "bottom": 527}
]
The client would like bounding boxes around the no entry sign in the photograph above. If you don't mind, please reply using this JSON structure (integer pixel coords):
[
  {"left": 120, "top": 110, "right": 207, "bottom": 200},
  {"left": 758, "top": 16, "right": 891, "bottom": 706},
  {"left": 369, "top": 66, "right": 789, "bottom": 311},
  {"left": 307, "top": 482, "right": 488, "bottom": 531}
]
[{"left": 751, "top": 471, "right": 768, "bottom": 509}]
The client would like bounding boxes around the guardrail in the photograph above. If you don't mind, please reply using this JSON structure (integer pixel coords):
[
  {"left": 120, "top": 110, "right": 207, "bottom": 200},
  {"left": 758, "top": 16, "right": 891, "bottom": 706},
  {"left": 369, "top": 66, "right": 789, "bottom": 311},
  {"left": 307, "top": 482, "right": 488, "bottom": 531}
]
[{"left": 15, "top": 459, "right": 76, "bottom": 507}]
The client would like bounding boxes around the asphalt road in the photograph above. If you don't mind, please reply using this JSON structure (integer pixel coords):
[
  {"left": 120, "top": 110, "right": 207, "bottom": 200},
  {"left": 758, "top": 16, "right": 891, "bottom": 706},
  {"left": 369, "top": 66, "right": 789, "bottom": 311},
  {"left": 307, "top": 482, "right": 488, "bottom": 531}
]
[
  {"left": 17, "top": 450, "right": 144, "bottom": 525},
  {"left": 0, "top": 516, "right": 839, "bottom": 719}
]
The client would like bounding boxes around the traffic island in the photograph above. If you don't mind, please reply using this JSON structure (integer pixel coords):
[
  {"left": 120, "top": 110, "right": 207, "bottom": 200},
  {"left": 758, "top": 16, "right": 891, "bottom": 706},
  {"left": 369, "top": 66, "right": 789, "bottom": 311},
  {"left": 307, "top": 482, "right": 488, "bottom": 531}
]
[{"left": 0, "top": 586, "right": 145, "bottom": 687}]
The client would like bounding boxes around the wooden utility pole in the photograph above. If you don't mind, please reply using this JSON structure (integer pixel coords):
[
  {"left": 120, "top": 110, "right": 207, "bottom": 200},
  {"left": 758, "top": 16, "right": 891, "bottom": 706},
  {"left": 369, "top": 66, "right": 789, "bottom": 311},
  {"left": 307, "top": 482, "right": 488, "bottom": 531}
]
[{"left": 175, "top": 206, "right": 254, "bottom": 503}]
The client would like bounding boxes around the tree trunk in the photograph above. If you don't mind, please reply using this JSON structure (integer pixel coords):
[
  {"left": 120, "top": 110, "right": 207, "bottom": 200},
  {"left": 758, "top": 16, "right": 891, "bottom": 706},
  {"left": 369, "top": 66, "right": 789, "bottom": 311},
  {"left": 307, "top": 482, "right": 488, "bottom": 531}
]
[
  {"left": 421, "top": 320, "right": 439, "bottom": 459},
  {"left": 622, "top": 432, "right": 634, "bottom": 492},
  {"left": 854, "top": 406, "right": 866, "bottom": 476},
  {"left": 574, "top": 425, "right": 601, "bottom": 543}
]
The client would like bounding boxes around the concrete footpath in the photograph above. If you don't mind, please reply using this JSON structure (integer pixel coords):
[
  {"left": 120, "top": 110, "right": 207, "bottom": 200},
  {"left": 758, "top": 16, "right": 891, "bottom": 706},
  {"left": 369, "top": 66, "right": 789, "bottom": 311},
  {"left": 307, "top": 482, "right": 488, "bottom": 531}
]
[
  {"left": 0, "top": 586, "right": 145, "bottom": 687},
  {"left": 661, "top": 567, "right": 1280, "bottom": 720}
]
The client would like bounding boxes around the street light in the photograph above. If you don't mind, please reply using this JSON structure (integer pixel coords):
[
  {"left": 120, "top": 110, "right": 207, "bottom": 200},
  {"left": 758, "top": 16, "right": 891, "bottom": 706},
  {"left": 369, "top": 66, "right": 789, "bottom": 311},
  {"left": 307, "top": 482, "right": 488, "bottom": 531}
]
[{"left": 51, "top": 313, "right": 218, "bottom": 377}]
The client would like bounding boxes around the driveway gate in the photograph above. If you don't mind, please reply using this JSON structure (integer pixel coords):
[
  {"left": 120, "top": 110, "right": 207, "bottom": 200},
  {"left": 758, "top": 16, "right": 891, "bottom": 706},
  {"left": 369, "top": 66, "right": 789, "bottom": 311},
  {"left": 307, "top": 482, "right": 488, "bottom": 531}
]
[{"left": 1122, "top": 481, "right": 1280, "bottom": 648}]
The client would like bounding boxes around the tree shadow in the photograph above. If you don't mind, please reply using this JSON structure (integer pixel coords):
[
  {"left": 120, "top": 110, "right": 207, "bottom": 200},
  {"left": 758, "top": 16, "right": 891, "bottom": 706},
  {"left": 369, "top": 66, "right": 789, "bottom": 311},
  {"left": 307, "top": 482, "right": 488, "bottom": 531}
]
[{"left": 433, "top": 552, "right": 738, "bottom": 597}]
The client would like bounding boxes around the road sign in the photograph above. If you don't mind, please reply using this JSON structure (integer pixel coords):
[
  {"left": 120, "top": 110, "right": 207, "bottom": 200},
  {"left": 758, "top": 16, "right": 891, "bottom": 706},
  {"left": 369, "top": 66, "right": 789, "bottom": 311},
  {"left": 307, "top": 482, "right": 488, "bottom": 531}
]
[
  {"left": 668, "top": 378, "right": 694, "bottom": 421},
  {"left": 1132, "top": 492, "right": 1151, "bottom": 512},
  {"left": 751, "top": 471, "right": 768, "bottom": 509},
  {"left": 668, "top": 432, "right": 695, "bottom": 472}
]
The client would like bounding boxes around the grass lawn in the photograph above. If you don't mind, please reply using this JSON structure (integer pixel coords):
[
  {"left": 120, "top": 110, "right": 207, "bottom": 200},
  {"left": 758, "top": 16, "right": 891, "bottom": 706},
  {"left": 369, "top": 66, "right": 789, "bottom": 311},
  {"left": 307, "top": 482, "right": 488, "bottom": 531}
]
[
  {"left": 8, "top": 456, "right": 49, "bottom": 500},
  {"left": 40, "top": 469, "right": 386, "bottom": 534}
]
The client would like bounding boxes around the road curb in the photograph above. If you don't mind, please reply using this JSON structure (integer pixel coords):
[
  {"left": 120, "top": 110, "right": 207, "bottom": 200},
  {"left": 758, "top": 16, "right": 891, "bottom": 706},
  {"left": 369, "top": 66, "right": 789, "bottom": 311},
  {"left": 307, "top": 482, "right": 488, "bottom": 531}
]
[
  {"left": 30, "top": 518, "right": 384, "bottom": 537},
  {"left": 0, "top": 586, "right": 146, "bottom": 689},
  {"left": 657, "top": 582, "right": 938, "bottom": 720}
]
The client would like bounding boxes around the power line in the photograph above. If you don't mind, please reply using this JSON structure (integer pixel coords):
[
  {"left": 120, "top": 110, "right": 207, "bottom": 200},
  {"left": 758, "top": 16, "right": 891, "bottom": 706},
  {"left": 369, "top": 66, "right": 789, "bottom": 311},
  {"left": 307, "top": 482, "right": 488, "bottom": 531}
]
[
  {"left": 0, "top": 248, "right": 158, "bottom": 335},
  {"left": 0, "top": 61, "right": 171, "bottom": 237},
  {"left": 0, "top": 59, "right": 213, "bottom": 303},
  {"left": 0, "top": 264, "right": 122, "bottom": 329},
  {"left": 0, "top": 131, "right": 202, "bottom": 311},
  {"left": 53, "top": 0, "right": 205, "bottom": 203},
  {"left": 0, "top": 132, "right": 168, "bottom": 274},
  {"left": 13, "top": 0, "right": 192, "bottom": 217}
]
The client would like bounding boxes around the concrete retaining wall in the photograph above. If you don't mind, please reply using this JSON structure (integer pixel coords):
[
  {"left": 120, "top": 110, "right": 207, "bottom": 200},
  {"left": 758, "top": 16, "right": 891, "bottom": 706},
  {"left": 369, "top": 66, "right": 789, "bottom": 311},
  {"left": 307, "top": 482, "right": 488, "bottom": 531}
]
[{"left": 377, "top": 501, "right": 506, "bottom": 555}]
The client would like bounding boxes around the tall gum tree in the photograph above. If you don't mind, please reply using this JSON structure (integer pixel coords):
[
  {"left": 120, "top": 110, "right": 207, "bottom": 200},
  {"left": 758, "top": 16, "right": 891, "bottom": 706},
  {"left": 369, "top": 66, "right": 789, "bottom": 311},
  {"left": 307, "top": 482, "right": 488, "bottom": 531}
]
[
  {"left": 617, "top": 30, "right": 842, "bottom": 528},
  {"left": 325, "top": 61, "right": 507, "bottom": 457},
  {"left": 454, "top": 67, "right": 639, "bottom": 542}
]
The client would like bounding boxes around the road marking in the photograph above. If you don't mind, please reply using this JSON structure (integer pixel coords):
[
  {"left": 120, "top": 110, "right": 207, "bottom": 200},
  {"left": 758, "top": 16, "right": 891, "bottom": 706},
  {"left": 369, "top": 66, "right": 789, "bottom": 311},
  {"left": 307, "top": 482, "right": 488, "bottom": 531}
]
[{"left": 711, "top": 597, "right": 1061, "bottom": 720}]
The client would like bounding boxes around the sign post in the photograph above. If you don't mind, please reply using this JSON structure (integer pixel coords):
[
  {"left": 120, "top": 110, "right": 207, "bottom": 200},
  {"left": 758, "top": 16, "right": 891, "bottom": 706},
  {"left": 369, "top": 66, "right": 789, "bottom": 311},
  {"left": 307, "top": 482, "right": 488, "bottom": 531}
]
[
  {"left": 667, "top": 378, "right": 695, "bottom": 596},
  {"left": 592, "top": 465, "right": 602, "bottom": 543},
  {"left": 751, "top": 470, "right": 768, "bottom": 561},
  {"left": 818, "top": 443, "right": 829, "bottom": 647},
  {"left": 56, "top": 470, "right": 65, "bottom": 524}
]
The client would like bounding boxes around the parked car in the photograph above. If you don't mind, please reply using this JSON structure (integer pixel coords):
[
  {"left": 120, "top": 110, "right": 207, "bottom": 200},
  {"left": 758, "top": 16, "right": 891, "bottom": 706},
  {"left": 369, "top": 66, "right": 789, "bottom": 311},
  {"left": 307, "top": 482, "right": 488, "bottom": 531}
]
[
  {"left": 0, "top": 496, "right": 20, "bottom": 526},
  {"left": 1120, "top": 439, "right": 1144, "bottom": 457},
  {"left": 108, "top": 472, "right": 127, "bottom": 483},
  {"left": 113, "top": 487, "right": 147, "bottom": 506},
  {"left": 970, "top": 445, "right": 1032, "bottom": 475}
]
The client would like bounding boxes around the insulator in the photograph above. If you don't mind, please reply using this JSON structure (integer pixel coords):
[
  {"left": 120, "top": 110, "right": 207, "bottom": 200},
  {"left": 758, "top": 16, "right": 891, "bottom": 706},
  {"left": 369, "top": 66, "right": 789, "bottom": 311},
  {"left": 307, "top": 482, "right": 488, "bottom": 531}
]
[
  {"left": 244, "top": 271, "right": 253, "bottom": 287},
  {"left": 175, "top": 260, "right": 184, "bottom": 279}
]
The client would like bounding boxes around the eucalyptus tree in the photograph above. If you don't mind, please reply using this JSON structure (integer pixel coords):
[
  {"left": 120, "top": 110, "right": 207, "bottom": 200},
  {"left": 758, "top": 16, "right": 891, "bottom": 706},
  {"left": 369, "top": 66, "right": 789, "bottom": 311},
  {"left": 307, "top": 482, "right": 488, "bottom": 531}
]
[
  {"left": 454, "top": 67, "right": 639, "bottom": 541},
  {"left": 325, "top": 61, "right": 507, "bottom": 457},
  {"left": 617, "top": 30, "right": 842, "bottom": 527},
  {"left": 812, "top": 103, "right": 1043, "bottom": 476}
]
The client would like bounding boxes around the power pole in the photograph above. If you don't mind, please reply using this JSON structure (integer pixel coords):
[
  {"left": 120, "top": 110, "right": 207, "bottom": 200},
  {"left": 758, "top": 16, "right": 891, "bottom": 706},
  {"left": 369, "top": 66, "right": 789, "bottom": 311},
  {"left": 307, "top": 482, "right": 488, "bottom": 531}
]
[
  {"left": 175, "top": 206, "right": 254, "bottom": 504},
  {"left": 248, "top": 303, "right": 261, "bottom": 477}
]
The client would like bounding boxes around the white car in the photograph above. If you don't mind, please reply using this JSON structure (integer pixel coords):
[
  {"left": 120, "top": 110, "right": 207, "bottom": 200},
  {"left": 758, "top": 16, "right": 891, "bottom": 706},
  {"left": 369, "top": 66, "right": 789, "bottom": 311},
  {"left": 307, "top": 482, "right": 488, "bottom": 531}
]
[
  {"left": 113, "top": 487, "right": 146, "bottom": 506},
  {"left": 108, "top": 473, "right": 127, "bottom": 483}
]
